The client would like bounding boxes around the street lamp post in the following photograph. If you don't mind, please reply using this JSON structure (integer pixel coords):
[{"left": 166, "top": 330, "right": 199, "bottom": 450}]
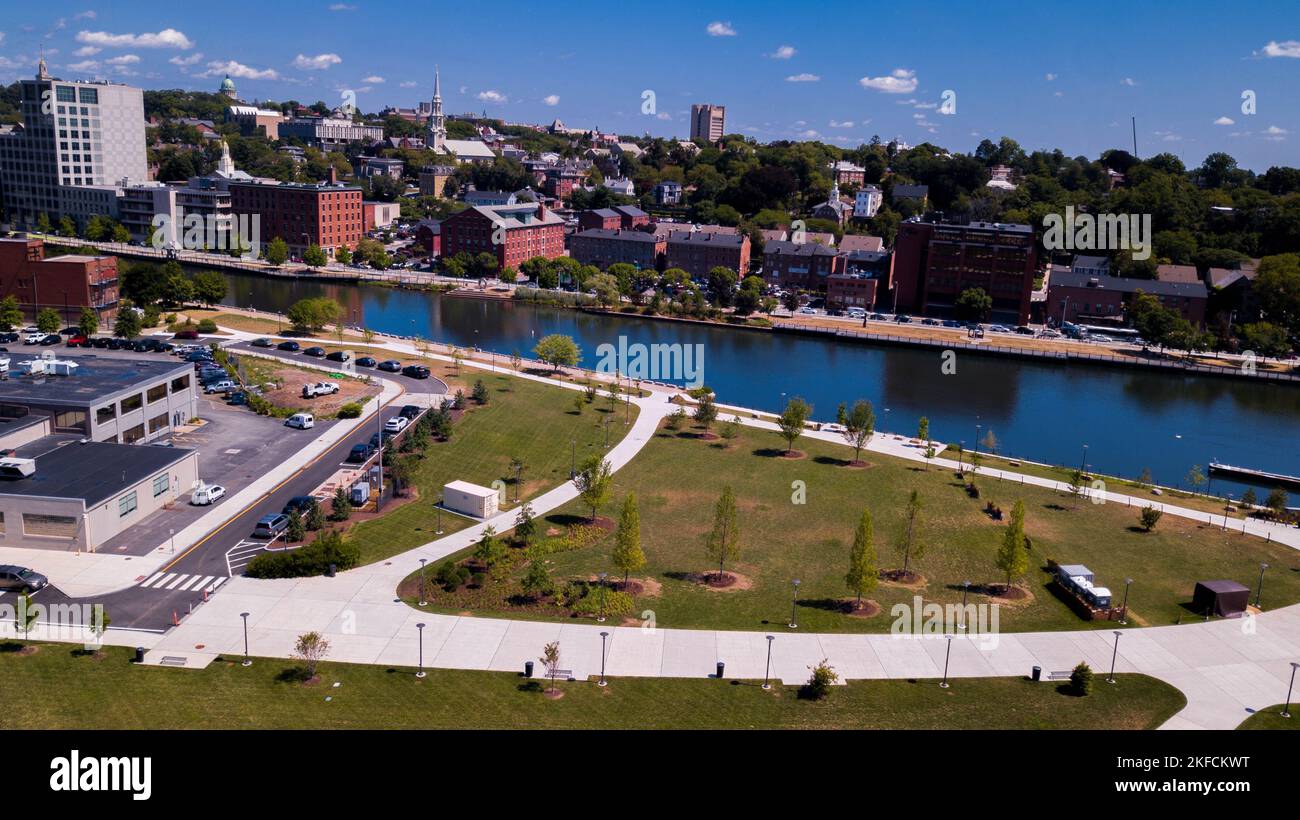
[
  {"left": 1107, "top": 630, "right": 1122, "bottom": 684},
  {"left": 597, "top": 572, "right": 608, "bottom": 623},
  {"left": 416, "top": 622, "right": 426, "bottom": 678},
  {"left": 762, "top": 635, "right": 774, "bottom": 690},
  {"left": 1119, "top": 578, "right": 1133, "bottom": 624},
  {"left": 1080, "top": 444, "right": 1089, "bottom": 476},
  {"left": 940, "top": 634, "right": 953, "bottom": 688},
  {"left": 240, "top": 612, "right": 251, "bottom": 667},
  {"left": 974, "top": 424, "right": 982, "bottom": 458},
  {"left": 435, "top": 498, "right": 443, "bottom": 535},
  {"left": 418, "top": 558, "right": 428, "bottom": 606},
  {"left": 1255, "top": 562, "right": 1270, "bottom": 609},
  {"left": 788, "top": 579, "right": 800, "bottom": 629},
  {"left": 598, "top": 631, "right": 608, "bottom": 687},
  {"left": 570, "top": 439, "right": 576, "bottom": 479},
  {"left": 1283, "top": 662, "right": 1298, "bottom": 719}
]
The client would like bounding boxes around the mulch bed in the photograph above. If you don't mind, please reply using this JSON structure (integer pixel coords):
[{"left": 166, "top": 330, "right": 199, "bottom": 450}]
[
  {"left": 780, "top": 450, "right": 806, "bottom": 460},
  {"left": 879, "top": 569, "right": 927, "bottom": 589},
  {"left": 843, "top": 599, "right": 882, "bottom": 618},
  {"left": 844, "top": 459, "right": 873, "bottom": 469},
  {"left": 696, "top": 431, "right": 721, "bottom": 441}
]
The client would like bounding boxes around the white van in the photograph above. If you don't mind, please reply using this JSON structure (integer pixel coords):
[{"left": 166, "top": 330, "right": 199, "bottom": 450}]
[{"left": 285, "top": 413, "right": 315, "bottom": 430}]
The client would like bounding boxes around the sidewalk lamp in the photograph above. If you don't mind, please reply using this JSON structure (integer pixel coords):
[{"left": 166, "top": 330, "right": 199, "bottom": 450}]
[
  {"left": 762, "top": 635, "right": 775, "bottom": 690},
  {"left": 435, "top": 498, "right": 443, "bottom": 535},
  {"left": 1283, "top": 662, "right": 1297, "bottom": 719},
  {"left": 240, "top": 612, "right": 251, "bottom": 667},
  {"left": 418, "top": 558, "right": 428, "bottom": 607},
  {"left": 974, "top": 424, "right": 982, "bottom": 457},
  {"left": 1255, "top": 562, "right": 1270, "bottom": 609},
  {"left": 598, "top": 631, "right": 609, "bottom": 687},
  {"left": 1107, "top": 630, "right": 1122, "bottom": 684},
  {"left": 788, "top": 579, "right": 800, "bottom": 629},
  {"left": 597, "top": 572, "right": 608, "bottom": 623},
  {"left": 1080, "top": 443, "right": 1089, "bottom": 476},
  {"left": 961, "top": 580, "right": 971, "bottom": 608},
  {"left": 570, "top": 438, "right": 576, "bottom": 479},
  {"left": 940, "top": 634, "right": 953, "bottom": 688},
  {"left": 415, "top": 622, "right": 426, "bottom": 678},
  {"left": 1119, "top": 578, "right": 1133, "bottom": 624}
]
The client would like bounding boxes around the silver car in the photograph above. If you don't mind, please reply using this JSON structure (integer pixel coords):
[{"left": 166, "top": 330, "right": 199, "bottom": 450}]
[{"left": 0, "top": 565, "right": 49, "bottom": 592}]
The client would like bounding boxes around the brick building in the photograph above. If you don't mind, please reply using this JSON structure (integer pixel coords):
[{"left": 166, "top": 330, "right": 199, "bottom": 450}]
[
  {"left": 762, "top": 241, "right": 842, "bottom": 291},
  {"left": 228, "top": 172, "right": 363, "bottom": 258},
  {"left": 576, "top": 205, "right": 650, "bottom": 232},
  {"left": 1045, "top": 268, "right": 1207, "bottom": 329},
  {"left": 569, "top": 229, "right": 664, "bottom": 271},
  {"left": 890, "top": 220, "right": 1038, "bottom": 324},
  {"left": 544, "top": 166, "right": 585, "bottom": 200},
  {"left": 0, "top": 237, "right": 119, "bottom": 322},
  {"left": 664, "top": 230, "right": 750, "bottom": 280},
  {"left": 440, "top": 202, "right": 566, "bottom": 271}
]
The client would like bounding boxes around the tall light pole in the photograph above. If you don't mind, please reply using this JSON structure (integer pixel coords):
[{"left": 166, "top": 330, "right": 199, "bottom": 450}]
[
  {"left": 1255, "top": 562, "right": 1270, "bottom": 609},
  {"left": 1107, "top": 630, "right": 1122, "bottom": 684},
  {"left": 1119, "top": 578, "right": 1133, "bottom": 624},
  {"left": 418, "top": 558, "right": 428, "bottom": 607},
  {"left": 1080, "top": 444, "right": 1089, "bottom": 476},
  {"left": 940, "top": 634, "right": 953, "bottom": 688},
  {"left": 435, "top": 496, "right": 443, "bottom": 535},
  {"left": 415, "top": 622, "right": 426, "bottom": 678},
  {"left": 598, "top": 631, "right": 609, "bottom": 687},
  {"left": 974, "top": 423, "right": 982, "bottom": 457},
  {"left": 1283, "top": 662, "right": 1298, "bottom": 719},
  {"left": 788, "top": 579, "right": 800, "bottom": 629},
  {"left": 597, "top": 572, "right": 608, "bottom": 623},
  {"left": 240, "top": 612, "right": 251, "bottom": 667},
  {"left": 762, "top": 635, "right": 774, "bottom": 690},
  {"left": 570, "top": 438, "right": 576, "bottom": 479}
]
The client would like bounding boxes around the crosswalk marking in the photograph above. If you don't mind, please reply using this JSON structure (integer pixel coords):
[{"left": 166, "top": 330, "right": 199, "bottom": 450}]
[
  {"left": 136, "top": 572, "right": 227, "bottom": 593},
  {"left": 144, "top": 573, "right": 177, "bottom": 589},
  {"left": 142, "top": 572, "right": 165, "bottom": 587},
  {"left": 176, "top": 575, "right": 202, "bottom": 591}
]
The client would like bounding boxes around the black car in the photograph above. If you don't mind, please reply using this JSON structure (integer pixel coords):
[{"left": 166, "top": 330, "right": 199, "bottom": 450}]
[
  {"left": 106, "top": 337, "right": 126, "bottom": 350},
  {"left": 0, "top": 332, "right": 18, "bottom": 343},
  {"left": 303, "top": 346, "right": 326, "bottom": 357},
  {"left": 277, "top": 341, "right": 301, "bottom": 352},
  {"left": 1015, "top": 326, "right": 1035, "bottom": 335},
  {"left": 186, "top": 351, "right": 214, "bottom": 363},
  {"left": 199, "top": 367, "right": 227, "bottom": 383},
  {"left": 251, "top": 337, "right": 275, "bottom": 348},
  {"left": 399, "top": 404, "right": 423, "bottom": 420},
  {"left": 282, "top": 496, "right": 319, "bottom": 516},
  {"left": 347, "top": 443, "right": 374, "bottom": 463},
  {"left": 377, "top": 359, "right": 402, "bottom": 372},
  {"left": 39, "top": 334, "right": 61, "bottom": 345},
  {"left": 356, "top": 356, "right": 377, "bottom": 368},
  {"left": 89, "top": 336, "right": 110, "bottom": 348},
  {"left": 402, "top": 364, "right": 430, "bottom": 379},
  {"left": 227, "top": 390, "right": 249, "bottom": 406},
  {"left": 368, "top": 432, "right": 382, "bottom": 450},
  {"left": 325, "top": 350, "right": 351, "bottom": 363}
]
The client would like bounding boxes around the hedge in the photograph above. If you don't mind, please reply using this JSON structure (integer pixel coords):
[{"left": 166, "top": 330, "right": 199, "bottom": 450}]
[{"left": 245, "top": 531, "right": 360, "bottom": 578}]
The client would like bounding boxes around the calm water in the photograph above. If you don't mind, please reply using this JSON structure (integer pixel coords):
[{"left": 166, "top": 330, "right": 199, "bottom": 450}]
[{"left": 220, "top": 273, "right": 1300, "bottom": 497}]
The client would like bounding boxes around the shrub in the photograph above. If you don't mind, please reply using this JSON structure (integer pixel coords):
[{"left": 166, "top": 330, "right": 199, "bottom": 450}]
[
  {"left": 435, "top": 560, "right": 471, "bottom": 590},
  {"left": 336, "top": 402, "right": 363, "bottom": 419},
  {"left": 245, "top": 531, "right": 360, "bottom": 579},
  {"left": 197, "top": 318, "right": 218, "bottom": 333},
  {"left": 800, "top": 659, "right": 839, "bottom": 700},
  {"left": 1138, "top": 506, "right": 1163, "bottom": 532},
  {"left": 564, "top": 582, "right": 633, "bottom": 617},
  {"left": 686, "top": 386, "right": 714, "bottom": 400},
  {"left": 1070, "top": 661, "right": 1094, "bottom": 696}
]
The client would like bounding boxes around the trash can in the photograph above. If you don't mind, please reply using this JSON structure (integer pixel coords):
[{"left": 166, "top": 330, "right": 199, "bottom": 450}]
[
  {"left": 327, "top": 563, "right": 336, "bottom": 578},
  {"left": 715, "top": 661, "right": 725, "bottom": 679},
  {"left": 524, "top": 660, "right": 534, "bottom": 678},
  {"left": 1031, "top": 665, "right": 1041, "bottom": 682},
  {"left": 134, "top": 646, "right": 145, "bottom": 664}
]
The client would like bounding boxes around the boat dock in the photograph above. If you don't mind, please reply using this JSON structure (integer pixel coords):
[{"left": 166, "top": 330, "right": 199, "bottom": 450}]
[{"left": 1208, "top": 462, "right": 1300, "bottom": 490}]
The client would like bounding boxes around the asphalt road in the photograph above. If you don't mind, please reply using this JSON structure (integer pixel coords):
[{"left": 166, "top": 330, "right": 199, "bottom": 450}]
[{"left": 33, "top": 344, "right": 447, "bottom": 633}]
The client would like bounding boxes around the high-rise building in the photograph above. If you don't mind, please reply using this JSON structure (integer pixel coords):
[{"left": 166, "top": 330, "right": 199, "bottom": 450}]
[
  {"left": 0, "top": 57, "right": 148, "bottom": 228},
  {"left": 891, "top": 219, "right": 1038, "bottom": 324},
  {"left": 689, "top": 104, "right": 726, "bottom": 144}
]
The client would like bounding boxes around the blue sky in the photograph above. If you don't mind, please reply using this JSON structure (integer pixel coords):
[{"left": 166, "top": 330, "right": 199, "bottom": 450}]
[{"left": 1, "top": 1, "right": 1297, "bottom": 170}]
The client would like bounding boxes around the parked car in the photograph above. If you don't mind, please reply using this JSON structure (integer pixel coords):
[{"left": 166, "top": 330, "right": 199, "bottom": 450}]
[
  {"left": 204, "top": 379, "right": 238, "bottom": 394},
  {"left": 282, "top": 496, "right": 319, "bottom": 516},
  {"left": 869, "top": 313, "right": 887, "bottom": 321},
  {"left": 402, "top": 364, "right": 430, "bottom": 379},
  {"left": 377, "top": 359, "right": 402, "bottom": 372},
  {"left": 277, "top": 341, "right": 301, "bottom": 352},
  {"left": 65, "top": 333, "right": 89, "bottom": 347},
  {"left": 23, "top": 332, "right": 44, "bottom": 344},
  {"left": 0, "top": 332, "right": 18, "bottom": 343},
  {"left": 251, "top": 337, "right": 275, "bottom": 348},
  {"left": 174, "top": 329, "right": 199, "bottom": 340},
  {"left": 190, "top": 484, "right": 226, "bottom": 506},
  {"left": 301, "top": 381, "right": 340, "bottom": 399},
  {"left": 302, "top": 346, "right": 326, "bottom": 357},
  {"left": 894, "top": 314, "right": 912, "bottom": 323},
  {"left": 942, "top": 319, "right": 963, "bottom": 328},
  {"left": 0, "top": 565, "right": 49, "bottom": 592},
  {"left": 227, "top": 390, "right": 249, "bottom": 406},
  {"left": 186, "top": 351, "right": 214, "bottom": 363},
  {"left": 252, "top": 513, "right": 290, "bottom": 538},
  {"left": 921, "top": 318, "right": 940, "bottom": 326},
  {"left": 348, "top": 443, "right": 374, "bottom": 463},
  {"left": 325, "top": 350, "right": 351, "bottom": 363},
  {"left": 384, "top": 415, "right": 410, "bottom": 433},
  {"left": 356, "top": 356, "right": 377, "bottom": 368},
  {"left": 39, "top": 334, "right": 61, "bottom": 345},
  {"left": 1015, "top": 326, "right": 1035, "bottom": 335},
  {"left": 285, "top": 413, "right": 315, "bottom": 429},
  {"left": 797, "top": 306, "right": 816, "bottom": 315},
  {"left": 106, "top": 337, "right": 126, "bottom": 350},
  {"left": 398, "top": 404, "right": 422, "bottom": 420}
]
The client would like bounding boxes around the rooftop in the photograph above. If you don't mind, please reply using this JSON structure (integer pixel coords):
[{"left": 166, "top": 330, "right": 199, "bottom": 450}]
[
  {"left": 1049, "top": 269, "right": 1208, "bottom": 298},
  {"left": 574, "top": 228, "right": 662, "bottom": 243},
  {"left": 0, "top": 354, "right": 190, "bottom": 408},
  {"left": 0, "top": 436, "right": 195, "bottom": 507},
  {"left": 765, "top": 240, "right": 839, "bottom": 257}
]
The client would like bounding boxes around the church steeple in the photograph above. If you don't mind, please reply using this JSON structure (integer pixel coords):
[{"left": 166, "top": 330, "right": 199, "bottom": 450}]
[
  {"left": 37, "top": 46, "right": 50, "bottom": 80},
  {"left": 427, "top": 66, "right": 447, "bottom": 153},
  {"left": 217, "top": 139, "right": 235, "bottom": 176}
]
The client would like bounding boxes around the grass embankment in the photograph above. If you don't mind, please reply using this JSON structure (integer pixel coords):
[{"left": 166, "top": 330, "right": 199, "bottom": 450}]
[
  {"left": 1237, "top": 706, "right": 1299, "bottom": 730},
  {"left": 410, "top": 420, "right": 1300, "bottom": 634},
  {"left": 345, "top": 370, "right": 639, "bottom": 565},
  {"left": 0, "top": 644, "right": 1183, "bottom": 730}
]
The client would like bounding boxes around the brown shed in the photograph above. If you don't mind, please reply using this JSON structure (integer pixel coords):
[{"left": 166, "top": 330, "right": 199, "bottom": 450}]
[{"left": 1192, "top": 580, "right": 1251, "bottom": 618}]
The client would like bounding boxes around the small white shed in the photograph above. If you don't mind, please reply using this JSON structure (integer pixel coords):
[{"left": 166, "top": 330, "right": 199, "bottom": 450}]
[{"left": 443, "top": 479, "right": 499, "bottom": 519}]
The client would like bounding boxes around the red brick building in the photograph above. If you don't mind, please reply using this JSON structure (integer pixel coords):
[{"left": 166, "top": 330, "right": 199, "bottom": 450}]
[
  {"left": 544, "top": 167, "right": 585, "bottom": 200},
  {"left": 0, "top": 238, "right": 119, "bottom": 323},
  {"left": 762, "top": 241, "right": 842, "bottom": 291},
  {"left": 1045, "top": 269, "right": 1207, "bottom": 329},
  {"left": 441, "top": 202, "right": 566, "bottom": 271},
  {"left": 569, "top": 229, "right": 665, "bottom": 270},
  {"left": 229, "top": 173, "right": 363, "bottom": 259},
  {"left": 826, "top": 274, "right": 879, "bottom": 311},
  {"left": 576, "top": 205, "right": 650, "bottom": 232},
  {"left": 891, "top": 220, "right": 1037, "bottom": 324},
  {"left": 664, "top": 231, "right": 750, "bottom": 280}
]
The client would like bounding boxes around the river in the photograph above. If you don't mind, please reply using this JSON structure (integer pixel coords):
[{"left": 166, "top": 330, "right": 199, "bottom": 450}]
[{"left": 218, "top": 272, "right": 1300, "bottom": 499}]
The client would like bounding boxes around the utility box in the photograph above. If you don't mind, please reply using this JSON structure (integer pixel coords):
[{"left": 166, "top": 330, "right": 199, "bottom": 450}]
[
  {"left": 443, "top": 479, "right": 500, "bottom": 519},
  {"left": 350, "top": 480, "right": 371, "bottom": 506}
]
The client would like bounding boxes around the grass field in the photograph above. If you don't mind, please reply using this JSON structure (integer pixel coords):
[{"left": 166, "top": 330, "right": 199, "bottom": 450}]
[
  {"left": 413, "top": 419, "right": 1300, "bottom": 634},
  {"left": 1237, "top": 705, "right": 1299, "bottom": 730},
  {"left": 0, "top": 644, "right": 1184, "bottom": 730},
  {"left": 346, "top": 370, "right": 639, "bottom": 565}
]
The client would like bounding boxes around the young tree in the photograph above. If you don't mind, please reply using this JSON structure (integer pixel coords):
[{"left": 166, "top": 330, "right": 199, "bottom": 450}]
[
  {"left": 304, "top": 499, "right": 326, "bottom": 532},
  {"left": 36, "top": 307, "right": 61, "bottom": 334},
  {"left": 980, "top": 429, "right": 999, "bottom": 454},
  {"left": 703, "top": 485, "right": 740, "bottom": 581},
  {"left": 574, "top": 455, "right": 613, "bottom": 521},
  {"left": 1138, "top": 505, "right": 1163, "bottom": 532},
  {"left": 533, "top": 333, "right": 580, "bottom": 372},
  {"left": 514, "top": 501, "right": 537, "bottom": 545},
  {"left": 265, "top": 236, "right": 290, "bottom": 266},
  {"left": 719, "top": 415, "right": 740, "bottom": 442},
  {"left": 540, "top": 641, "right": 562, "bottom": 695},
  {"left": 78, "top": 307, "right": 99, "bottom": 337},
  {"left": 802, "top": 659, "right": 839, "bottom": 701},
  {"left": 521, "top": 560, "right": 554, "bottom": 600},
  {"left": 1240, "top": 487, "right": 1258, "bottom": 509},
  {"left": 1265, "top": 487, "right": 1289, "bottom": 519},
  {"left": 1070, "top": 662, "right": 1094, "bottom": 696},
  {"left": 331, "top": 486, "right": 352, "bottom": 521},
  {"left": 917, "top": 416, "right": 930, "bottom": 444},
  {"left": 473, "top": 525, "right": 508, "bottom": 573},
  {"left": 995, "top": 499, "right": 1028, "bottom": 590},
  {"left": 666, "top": 406, "right": 686, "bottom": 431},
  {"left": 895, "top": 490, "right": 925, "bottom": 575},
  {"left": 286, "top": 509, "right": 305, "bottom": 543},
  {"left": 778, "top": 396, "right": 812, "bottom": 454},
  {"left": 839, "top": 399, "right": 875, "bottom": 464},
  {"left": 472, "top": 379, "right": 489, "bottom": 404},
  {"left": 114, "top": 308, "right": 142, "bottom": 339},
  {"left": 292, "top": 631, "right": 330, "bottom": 680},
  {"left": 845, "top": 509, "right": 878, "bottom": 608},
  {"left": 302, "top": 243, "right": 328, "bottom": 268},
  {"left": 693, "top": 394, "right": 718, "bottom": 434},
  {"left": 334, "top": 245, "right": 352, "bottom": 265},
  {"left": 572, "top": 394, "right": 585, "bottom": 415},
  {"left": 0, "top": 295, "right": 24, "bottom": 331},
  {"left": 612, "top": 492, "right": 645, "bottom": 585},
  {"left": 510, "top": 350, "right": 522, "bottom": 371}
]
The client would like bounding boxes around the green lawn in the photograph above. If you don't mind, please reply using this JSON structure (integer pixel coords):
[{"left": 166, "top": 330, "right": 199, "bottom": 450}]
[
  {"left": 0, "top": 644, "right": 1183, "bottom": 730},
  {"left": 1237, "top": 706, "right": 1299, "bottom": 730},
  {"left": 346, "top": 371, "right": 639, "bottom": 565},
  {"left": 413, "top": 421, "right": 1300, "bottom": 634}
]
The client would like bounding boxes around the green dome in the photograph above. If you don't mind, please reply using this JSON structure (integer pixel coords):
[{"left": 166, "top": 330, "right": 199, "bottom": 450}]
[{"left": 219, "top": 74, "right": 236, "bottom": 92}]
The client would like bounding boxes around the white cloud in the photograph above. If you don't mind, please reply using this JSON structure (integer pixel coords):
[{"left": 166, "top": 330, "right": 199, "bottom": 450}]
[
  {"left": 0, "top": 32, "right": 5, "bottom": 46},
  {"left": 706, "top": 21, "right": 737, "bottom": 37},
  {"left": 361, "top": 75, "right": 384, "bottom": 83},
  {"left": 656, "top": 112, "right": 672, "bottom": 121},
  {"left": 66, "top": 59, "right": 100, "bottom": 72},
  {"left": 74, "top": 45, "right": 100, "bottom": 56},
  {"left": 76, "top": 28, "right": 194, "bottom": 49},
  {"left": 293, "top": 53, "right": 341, "bottom": 70},
  {"left": 169, "top": 52, "right": 203, "bottom": 66},
  {"left": 796, "top": 129, "right": 820, "bottom": 139},
  {"left": 106, "top": 54, "right": 140, "bottom": 66},
  {"left": 329, "top": 3, "right": 357, "bottom": 9},
  {"left": 768, "top": 45, "right": 795, "bottom": 59},
  {"left": 74, "top": 10, "right": 96, "bottom": 20},
  {"left": 1045, "top": 72, "right": 1057, "bottom": 81},
  {"left": 859, "top": 68, "right": 917, "bottom": 94},
  {"left": 198, "top": 60, "right": 279, "bottom": 80},
  {"left": 785, "top": 73, "right": 819, "bottom": 82},
  {"left": 542, "top": 94, "right": 560, "bottom": 106},
  {"left": 476, "top": 89, "right": 507, "bottom": 103},
  {"left": 829, "top": 119, "right": 853, "bottom": 128},
  {"left": 1265, "top": 125, "right": 1289, "bottom": 140},
  {"left": 399, "top": 80, "right": 416, "bottom": 88},
  {"left": 1258, "top": 40, "right": 1300, "bottom": 58},
  {"left": 1054, "top": 90, "right": 1064, "bottom": 97},
  {"left": 1214, "top": 116, "right": 1235, "bottom": 126},
  {"left": 1120, "top": 77, "right": 1137, "bottom": 86}
]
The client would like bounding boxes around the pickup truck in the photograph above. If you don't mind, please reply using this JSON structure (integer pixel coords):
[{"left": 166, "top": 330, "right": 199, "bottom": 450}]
[{"left": 301, "top": 381, "right": 341, "bottom": 399}]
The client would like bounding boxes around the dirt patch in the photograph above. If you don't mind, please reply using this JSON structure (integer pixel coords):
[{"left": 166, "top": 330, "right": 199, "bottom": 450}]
[
  {"left": 545, "top": 526, "right": 563, "bottom": 537},
  {"left": 696, "top": 431, "right": 721, "bottom": 441},
  {"left": 242, "top": 359, "right": 381, "bottom": 418},
  {"left": 880, "top": 570, "right": 928, "bottom": 589},
  {"left": 543, "top": 689, "right": 565, "bottom": 700},
  {"left": 779, "top": 449, "right": 806, "bottom": 460},
  {"left": 980, "top": 584, "right": 1036, "bottom": 607},
  {"left": 16, "top": 645, "right": 39, "bottom": 656},
  {"left": 611, "top": 576, "right": 662, "bottom": 597},
  {"left": 844, "top": 599, "right": 883, "bottom": 618},
  {"left": 843, "top": 459, "right": 873, "bottom": 469},
  {"left": 679, "top": 570, "right": 754, "bottom": 592}
]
